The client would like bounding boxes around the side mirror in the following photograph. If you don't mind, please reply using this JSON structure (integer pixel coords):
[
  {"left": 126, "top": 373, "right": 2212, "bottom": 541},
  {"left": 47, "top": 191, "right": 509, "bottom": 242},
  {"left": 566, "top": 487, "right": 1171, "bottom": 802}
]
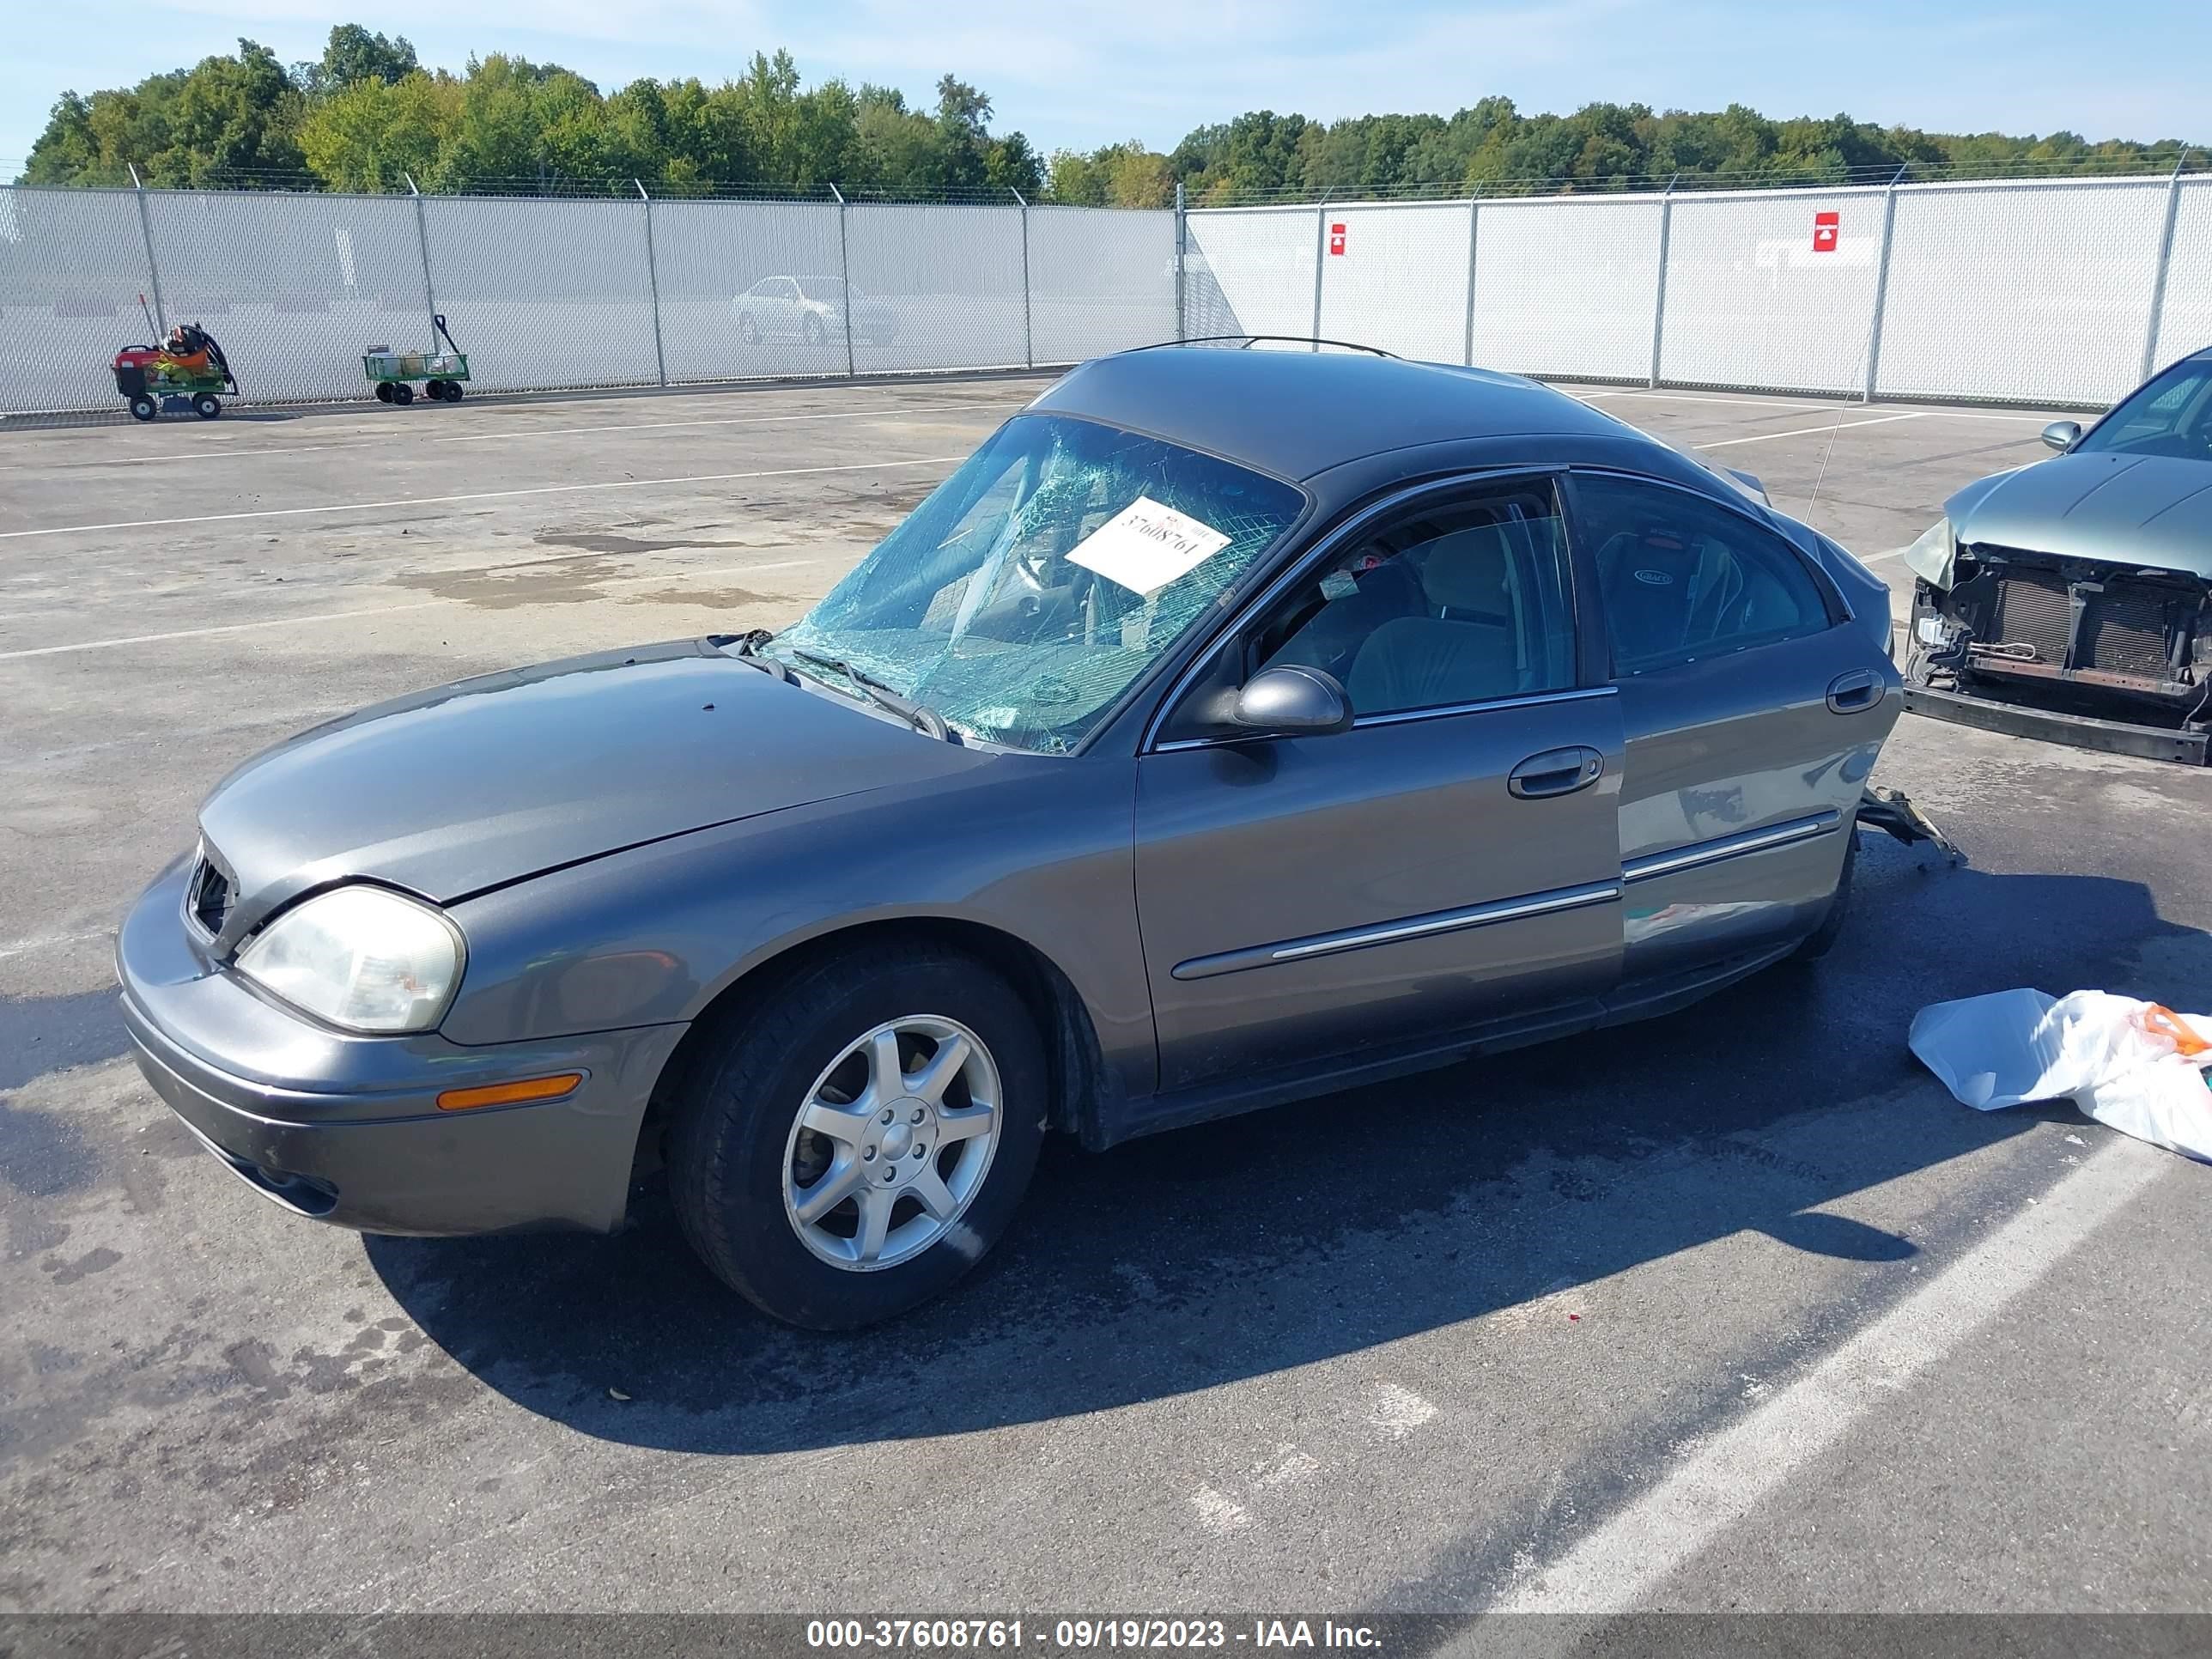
[
  {"left": 1230, "top": 665, "right": 1353, "bottom": 738},
  {"left": 2041, "top": 419, "right": 2082, "bottom": 453}
]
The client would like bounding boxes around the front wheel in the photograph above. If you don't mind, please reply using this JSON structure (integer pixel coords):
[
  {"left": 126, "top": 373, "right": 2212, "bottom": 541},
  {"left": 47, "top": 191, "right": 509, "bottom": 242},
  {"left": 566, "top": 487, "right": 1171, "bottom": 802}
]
[
  {"left": 128, "top": 396, "right": 157, "bottom": 422},
  {"left": 191, "top": 393, "right": 221, "bottom": 420},
  {"left": 392, "top": 381, "right": 415, "bottom": 405},
  {"left": 668, "top": 945, "right": 1047, "bottom": 1328},
  {"left": 441, "top": 380, "right": 463, "bottom": 402}
]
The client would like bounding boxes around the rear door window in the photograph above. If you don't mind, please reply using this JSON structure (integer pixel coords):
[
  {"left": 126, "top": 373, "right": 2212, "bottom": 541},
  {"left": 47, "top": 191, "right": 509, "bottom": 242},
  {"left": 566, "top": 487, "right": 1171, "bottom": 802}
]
[{"left": 1573, "top": 474, "right": 1832, "bottom": 676}]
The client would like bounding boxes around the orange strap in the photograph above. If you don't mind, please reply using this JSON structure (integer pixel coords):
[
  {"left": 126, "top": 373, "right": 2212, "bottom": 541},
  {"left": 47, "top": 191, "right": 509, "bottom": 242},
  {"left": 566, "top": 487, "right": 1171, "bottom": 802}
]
[{"left": 2141, "top": 1005, "right": 2210, "bottom": 1057}]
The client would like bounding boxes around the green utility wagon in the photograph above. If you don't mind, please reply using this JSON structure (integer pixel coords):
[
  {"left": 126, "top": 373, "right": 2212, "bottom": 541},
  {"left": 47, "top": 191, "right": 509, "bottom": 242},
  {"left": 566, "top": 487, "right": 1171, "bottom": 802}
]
[{"left": 364, "top": 313, "right": 470, "bottom": 405}]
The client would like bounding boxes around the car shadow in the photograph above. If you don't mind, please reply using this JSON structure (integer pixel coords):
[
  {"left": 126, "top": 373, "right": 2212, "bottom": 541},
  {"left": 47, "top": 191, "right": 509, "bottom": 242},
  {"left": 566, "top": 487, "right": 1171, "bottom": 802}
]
[{"left": 366, "top": 846, "right": 2203, "bottom": 1452}]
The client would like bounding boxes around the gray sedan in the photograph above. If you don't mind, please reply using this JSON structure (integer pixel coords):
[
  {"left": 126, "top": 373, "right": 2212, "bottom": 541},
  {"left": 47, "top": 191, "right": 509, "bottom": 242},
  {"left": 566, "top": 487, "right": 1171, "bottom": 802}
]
[
  {"left": 1902, "top": 345, "right": 2212, "bottom": 763},
  {"left": 118, "top": 347, "right": 1901, "bottom": 1328}
]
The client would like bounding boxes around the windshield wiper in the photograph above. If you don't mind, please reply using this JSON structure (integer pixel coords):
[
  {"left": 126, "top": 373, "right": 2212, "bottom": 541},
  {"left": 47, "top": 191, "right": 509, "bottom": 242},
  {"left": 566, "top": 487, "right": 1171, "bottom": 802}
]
[
  {"left": 711, "top": 630, "right": 796, "bottom": 683},
  {"left": 787, "top": 649, "right": 952, "bottom": 741}
]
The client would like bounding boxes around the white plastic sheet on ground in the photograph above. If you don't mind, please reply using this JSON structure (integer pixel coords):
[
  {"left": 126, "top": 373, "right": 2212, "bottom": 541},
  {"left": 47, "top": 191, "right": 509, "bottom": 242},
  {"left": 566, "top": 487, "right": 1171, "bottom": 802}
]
[{"left": 1911, "top": 988, "right": 2212, "bottom": 1163}]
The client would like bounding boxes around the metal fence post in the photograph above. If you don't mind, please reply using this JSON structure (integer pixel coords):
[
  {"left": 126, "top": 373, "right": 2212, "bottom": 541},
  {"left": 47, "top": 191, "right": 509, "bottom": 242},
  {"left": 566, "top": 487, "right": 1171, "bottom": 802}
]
[
  {"left": 1174, "top": 181, "right": 1187, "bottom": 342},
  {"left": 635, "top": 179, "right": 668, "bottom": 388},
  {"left": 129, "top": 164, "right": 167, "bottom": 337},
  {"left": 1648, "top": 174, "right": 1677, "bottom": 388},
  {"left": 2140, "top": 153, "right": 2191, "bottom": 384},
  {"left": 1863, "top": 163, "right": 1908, "bottom": 404},
  {"left": 1311, "top": 201, "right": 1328, "bottom": 349},
  {"left": 404, "top": 173, "right": 438, "bottom": 331},
  {"left": 1462, "top": 190, "right": 1480, "bottom": 367},
  {"left": 1012, "top": 186, "right": 1034, "bottom": 370},
  {"left": 830, "top": 183, "right": 856, "bottom": 379}
]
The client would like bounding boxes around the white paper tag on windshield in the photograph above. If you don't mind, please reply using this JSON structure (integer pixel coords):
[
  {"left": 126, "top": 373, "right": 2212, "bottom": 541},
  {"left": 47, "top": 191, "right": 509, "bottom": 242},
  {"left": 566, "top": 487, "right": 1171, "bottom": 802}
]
[{"left": 1067, "top": 496, "right": 1232, "bottom": 597}]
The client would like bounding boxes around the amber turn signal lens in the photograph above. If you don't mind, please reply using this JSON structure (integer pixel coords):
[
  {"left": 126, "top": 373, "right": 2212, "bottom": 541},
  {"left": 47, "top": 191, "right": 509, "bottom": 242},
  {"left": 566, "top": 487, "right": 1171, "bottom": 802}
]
[{"left": 435, "top": 1073, "right": 585, "bottom": 1111}]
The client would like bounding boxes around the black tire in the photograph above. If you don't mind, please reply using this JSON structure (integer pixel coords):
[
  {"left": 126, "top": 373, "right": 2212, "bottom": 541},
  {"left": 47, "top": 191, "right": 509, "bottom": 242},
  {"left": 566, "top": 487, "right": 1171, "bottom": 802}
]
[
  {"left": 668, "top": 945, "right": 1048, "bottom": 1329},
  {"left": 1793, "top": 828, "right": 1858, "bottom": 962},
  {"left": 442, "top": 380, "right": 463, "bottom": 402},
  {"left": 803, "top": 313, "right": 825, "bottom": 347},
  {"left": 374, "top": 381, "right": 396, "bottom": 403},
  {"left": 128, "top": 396, "right": 157, "bottom": 422},
  {"left": 392, "top": 381, "right": 415, "bottom": 405},
  {"left": 192, "top": 393, "right": 221, "bottom": 420},
  {"left": 423, "top": 380, "right": 445, "bottom": 400}
]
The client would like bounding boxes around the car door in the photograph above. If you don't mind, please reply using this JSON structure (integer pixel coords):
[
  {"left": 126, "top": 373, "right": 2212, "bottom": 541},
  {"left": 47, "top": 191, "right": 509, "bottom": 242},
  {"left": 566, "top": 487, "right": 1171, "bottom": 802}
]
[
  {"left": 1133, "top": 473, "right": 1626, "bottom": 1096},
  {"left": 1566, "top": 471, "right": 1899, "bottom": 983},
  {"left": 766, "top": 277, "right": 804, "bottom": 337}
]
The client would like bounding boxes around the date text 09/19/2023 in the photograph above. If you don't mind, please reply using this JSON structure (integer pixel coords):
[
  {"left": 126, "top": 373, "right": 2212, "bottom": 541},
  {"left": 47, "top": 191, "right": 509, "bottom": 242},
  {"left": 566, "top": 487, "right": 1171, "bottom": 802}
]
[{"left": 805, "top": 1619, "right": 1385, "bottom": 1650}]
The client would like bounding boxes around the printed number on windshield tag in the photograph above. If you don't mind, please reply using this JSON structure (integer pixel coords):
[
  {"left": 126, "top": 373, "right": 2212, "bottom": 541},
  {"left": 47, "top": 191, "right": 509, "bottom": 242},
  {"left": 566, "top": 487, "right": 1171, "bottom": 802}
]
[{"left": 1067, "top": 496, "right": 1232, "bottom": 597}]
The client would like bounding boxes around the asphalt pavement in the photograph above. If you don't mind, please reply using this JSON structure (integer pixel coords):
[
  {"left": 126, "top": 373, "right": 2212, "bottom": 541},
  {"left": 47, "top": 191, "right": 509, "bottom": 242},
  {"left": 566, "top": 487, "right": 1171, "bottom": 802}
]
[{"left": 2, "top": 373, "right": 2208, "bottom": 1625}]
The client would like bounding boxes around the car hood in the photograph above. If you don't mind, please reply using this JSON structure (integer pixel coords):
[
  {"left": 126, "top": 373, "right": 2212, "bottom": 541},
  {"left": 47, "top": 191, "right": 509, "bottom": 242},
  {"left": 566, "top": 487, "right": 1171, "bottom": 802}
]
[
  {"left": 1946, "top": 453, "right": 2212, "bottom": 576},
  {"left": 198, "top": 639, "right": 987, "bottom": 932}
]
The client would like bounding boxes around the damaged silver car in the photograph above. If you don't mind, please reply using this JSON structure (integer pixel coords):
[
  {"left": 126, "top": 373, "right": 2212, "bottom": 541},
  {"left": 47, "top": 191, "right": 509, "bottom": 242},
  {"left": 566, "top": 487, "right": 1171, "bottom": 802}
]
[{"left": 1902, "top": 346, "right": 2212, "bottom": 763}]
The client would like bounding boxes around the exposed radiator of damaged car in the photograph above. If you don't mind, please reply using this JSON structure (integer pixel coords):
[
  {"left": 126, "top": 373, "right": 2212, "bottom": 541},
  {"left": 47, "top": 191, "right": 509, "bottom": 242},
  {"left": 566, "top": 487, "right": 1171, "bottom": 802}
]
[{"left": 1962, "top": 556, "right": 2202, "bottom": 691}]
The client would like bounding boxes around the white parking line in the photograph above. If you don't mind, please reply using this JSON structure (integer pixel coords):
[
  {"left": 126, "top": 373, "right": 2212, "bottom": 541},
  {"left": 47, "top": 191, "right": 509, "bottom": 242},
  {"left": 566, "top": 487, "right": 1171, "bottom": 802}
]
[
  {"left": 1577, "top": 390, "right": 2060, "bottom": 423},
  {"left": 1370, "top": 1382, "right": 1440, "bottom": 1440},
  {"left": 0, "top": 454, "right": 969, "bottom": 543},
  {"left": 0, "top": 555, "right": 840, "bottom": 660},
  {"left": 1697, "top": 414, "right": 1928, "bottom": 449},
  {"left": 1577, "top": 391, "right": 1832, "bottom": 415},
  {"left": 0, "top": 929, "right": 111, "bottom": 961},
  {"left": 0, "top": 399, "right": 1020, "bottom": 472},
  {"left": 0, "top": 602, "right": 450, "bottom": 661},
  {"left": 1486, "top": 1135, "right": 2166, "bottom": 1616}
]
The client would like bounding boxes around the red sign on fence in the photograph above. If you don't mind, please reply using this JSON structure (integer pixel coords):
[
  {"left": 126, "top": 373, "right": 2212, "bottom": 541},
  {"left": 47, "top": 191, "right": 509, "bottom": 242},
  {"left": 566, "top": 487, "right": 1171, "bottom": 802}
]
[
  {"left": 1812, "top": 210, "right": 1840, "bottom": 253},
  {"left": 1328, "top": 222, "right": 1346, "bottom": 256}
]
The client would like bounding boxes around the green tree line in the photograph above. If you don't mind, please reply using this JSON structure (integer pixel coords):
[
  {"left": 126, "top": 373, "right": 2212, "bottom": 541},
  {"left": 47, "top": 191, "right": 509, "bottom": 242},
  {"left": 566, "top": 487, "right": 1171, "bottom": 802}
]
[
  {"left": 20, "top": 26, "right": 2200, "bottom": 203},
  {"left": 21, "top": 27, "right": 1044, "bottom": 197}
]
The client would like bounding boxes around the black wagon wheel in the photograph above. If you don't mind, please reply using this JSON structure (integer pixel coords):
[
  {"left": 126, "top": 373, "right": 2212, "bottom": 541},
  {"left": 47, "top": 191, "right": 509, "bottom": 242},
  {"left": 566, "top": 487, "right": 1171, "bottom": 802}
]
[
  {"left": 392, "top": 382, "right": 415, "bottom": 406},
  {"left": 374, "top": 382, "right": 395, "bottom": 404},
  {"left": 191, "top": 392, "right": 221, "bottom": 420}
]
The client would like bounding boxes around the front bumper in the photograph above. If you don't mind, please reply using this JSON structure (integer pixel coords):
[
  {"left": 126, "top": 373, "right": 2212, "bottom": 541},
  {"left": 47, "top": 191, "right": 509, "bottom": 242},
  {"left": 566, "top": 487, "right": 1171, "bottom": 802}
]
[
  {"left": 1902, "top": 683, "right": 2209, "bottom": 765},
  {"left": 118, "top": 856, "right": 687, "bottom": 1236}
]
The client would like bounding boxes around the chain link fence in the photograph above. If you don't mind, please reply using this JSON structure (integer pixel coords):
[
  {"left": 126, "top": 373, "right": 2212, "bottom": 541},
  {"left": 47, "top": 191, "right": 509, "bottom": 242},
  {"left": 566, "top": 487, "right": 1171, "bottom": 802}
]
[
  {"left": 8, "top": 172, "right": 2211, "bottom": 421},
  {"left": 1190, "top": 172, "right": 2212, "bottom": 408},
  {"left": 0, "top": 184, "right": 1177, "bottom": 419}
]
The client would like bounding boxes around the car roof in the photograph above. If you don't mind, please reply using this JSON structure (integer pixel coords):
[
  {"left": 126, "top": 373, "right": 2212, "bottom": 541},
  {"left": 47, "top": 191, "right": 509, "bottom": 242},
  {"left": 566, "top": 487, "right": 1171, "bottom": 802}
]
[{"left": 1028, "top": 347, "right": 1642, "bottom": 482}]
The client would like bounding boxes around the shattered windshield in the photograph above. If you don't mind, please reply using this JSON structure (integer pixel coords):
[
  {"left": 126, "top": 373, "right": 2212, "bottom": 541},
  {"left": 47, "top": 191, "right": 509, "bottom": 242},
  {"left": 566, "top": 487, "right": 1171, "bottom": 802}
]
[{"left": 763, "top": 414, "right": 1305, "bottom": 753}]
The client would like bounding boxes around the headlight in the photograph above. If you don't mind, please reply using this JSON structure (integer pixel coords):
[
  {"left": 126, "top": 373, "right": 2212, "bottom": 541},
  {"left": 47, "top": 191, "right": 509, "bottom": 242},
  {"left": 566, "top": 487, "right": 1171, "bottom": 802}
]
[
  {"left": 1899, "top": 517, "right": 1956, "bottom": 589},
  {"left": 234, "top": 885, "right": 464, "bottom": 1034}
]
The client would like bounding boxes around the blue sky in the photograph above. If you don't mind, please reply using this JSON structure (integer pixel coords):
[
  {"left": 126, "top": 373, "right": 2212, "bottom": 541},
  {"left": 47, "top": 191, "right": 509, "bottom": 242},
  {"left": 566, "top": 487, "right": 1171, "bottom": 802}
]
[{"left": 6, "top": 0, "right": 2207, "bottom": 168}]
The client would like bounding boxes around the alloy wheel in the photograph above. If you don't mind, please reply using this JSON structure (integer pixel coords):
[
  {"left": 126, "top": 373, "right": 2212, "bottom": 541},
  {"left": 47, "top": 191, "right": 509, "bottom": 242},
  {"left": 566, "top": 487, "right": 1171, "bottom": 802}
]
[{"left": 780, "top": 1015, "right": 1001, "bottom": 1271}]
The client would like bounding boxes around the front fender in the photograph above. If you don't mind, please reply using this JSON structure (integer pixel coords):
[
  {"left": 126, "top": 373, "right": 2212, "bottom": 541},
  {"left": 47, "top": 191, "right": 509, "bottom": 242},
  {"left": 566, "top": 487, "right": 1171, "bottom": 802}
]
[{"left": 441, "top": 750, "right": 1153, "bottom": 1100}]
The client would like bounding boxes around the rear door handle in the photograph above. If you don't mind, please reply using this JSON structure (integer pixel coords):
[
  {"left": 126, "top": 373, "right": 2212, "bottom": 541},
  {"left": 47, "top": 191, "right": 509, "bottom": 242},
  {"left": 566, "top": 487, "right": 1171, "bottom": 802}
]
[
  {"left": 1509, "top": 745, "right": 1605, "bottom": 799},
  {"left": 1826, "top": 670, "right": 1881, "bottom": 714}
]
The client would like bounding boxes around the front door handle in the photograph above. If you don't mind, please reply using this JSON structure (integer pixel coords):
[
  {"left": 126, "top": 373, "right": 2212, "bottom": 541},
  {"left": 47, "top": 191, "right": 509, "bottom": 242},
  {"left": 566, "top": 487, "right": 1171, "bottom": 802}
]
[
  {"left": 1826, "top": 670, "right": 1881, "bottom": 714},
  {"left": 1509, "top": 745, "right": 1605, "bottom": 799}
]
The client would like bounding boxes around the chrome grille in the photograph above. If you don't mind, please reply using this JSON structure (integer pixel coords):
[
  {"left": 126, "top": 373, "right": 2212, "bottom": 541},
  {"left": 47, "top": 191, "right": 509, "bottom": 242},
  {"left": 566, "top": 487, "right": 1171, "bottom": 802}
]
[{"left": 186, "top": 848, "right": 234, "bottom": 937}]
